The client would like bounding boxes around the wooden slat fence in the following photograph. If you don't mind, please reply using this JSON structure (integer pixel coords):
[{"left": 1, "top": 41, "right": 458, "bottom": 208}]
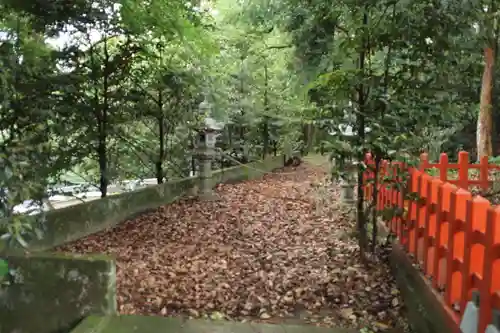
[{"left": 364, "top": 151, "right": 500, "bottom": 333}]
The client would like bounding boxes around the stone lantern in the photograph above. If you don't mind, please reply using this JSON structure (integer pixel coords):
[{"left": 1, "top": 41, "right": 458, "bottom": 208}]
[
  {"left": 339, "top": 159, "right": 357, "bottom": 205},
  {"left": 196, "top": 97, "right": 224, "bottom": 200},
  {"left": 333, "top": 122, "right": 372, "bottom": 205},
  {"left": 329, "top": 124, "right": 357, "bottom": 205}
]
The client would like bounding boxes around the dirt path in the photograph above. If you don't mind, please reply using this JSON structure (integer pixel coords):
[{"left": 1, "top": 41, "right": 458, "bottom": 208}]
[{"left": 56, "top": 161, "right": 407, "bottom": 332}]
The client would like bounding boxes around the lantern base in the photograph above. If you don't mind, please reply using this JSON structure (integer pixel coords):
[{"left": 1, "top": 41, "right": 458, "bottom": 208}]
[{"left": 340, "top": 182, "right": 355, "bottom": 204}]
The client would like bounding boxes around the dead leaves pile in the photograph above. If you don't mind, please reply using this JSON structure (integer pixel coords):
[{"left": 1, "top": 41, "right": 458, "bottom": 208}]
[{"left": 56, "top": 163, "right": 407, "bottom": 332}]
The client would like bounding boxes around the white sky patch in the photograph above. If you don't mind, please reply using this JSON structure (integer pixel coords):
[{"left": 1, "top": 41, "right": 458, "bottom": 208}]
[
  {"left": 46, "top": 28, "right": 103, "bottom": 50},
  {"left": 46, "top": 2, "right": 121, "bottom": 50},
  {"left": 3, "top": 1, "right": 213, "bottom": 51}
]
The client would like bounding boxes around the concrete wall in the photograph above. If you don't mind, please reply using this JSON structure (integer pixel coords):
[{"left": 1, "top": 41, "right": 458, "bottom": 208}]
[
  {"left": 0, "top": 252, "right": 116, "bottom": 333},
  {"left": 389, "top": 242, "right": 458, "bottom": 333},
  {"left": 210, "top": 156, "right": 285, "bottom": 185},
  {"left": 372, "top": 220, "right": 458, "bottom": 333},
  {"left": 1, "top": 156, "right": 284, "bottom": 253}
]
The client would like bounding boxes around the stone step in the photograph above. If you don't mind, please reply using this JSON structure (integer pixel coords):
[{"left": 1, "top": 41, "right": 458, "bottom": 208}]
[{"left": 71, "top": 315, "right": 358, "bottom": 333}]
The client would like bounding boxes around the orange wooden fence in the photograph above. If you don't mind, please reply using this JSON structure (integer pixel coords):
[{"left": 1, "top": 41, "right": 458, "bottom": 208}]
[
  {"left": 420, "top": 151, "right": 500, "bottom": 190},
  {"left": 364, "top": 151, "right": 500, "bottom": 333}
]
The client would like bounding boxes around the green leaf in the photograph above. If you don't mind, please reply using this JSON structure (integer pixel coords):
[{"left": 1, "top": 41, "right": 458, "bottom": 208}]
[
  {"left": 0, "top": 259, "right": 8, "bottom": 277},
  {"left": 15, "top": 234, "right": 28, "bottom": 248}
]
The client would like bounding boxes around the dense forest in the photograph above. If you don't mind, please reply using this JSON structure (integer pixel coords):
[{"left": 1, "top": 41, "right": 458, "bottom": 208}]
[{"left": 1, "top": 0, "right": 499, "bottom": 244}]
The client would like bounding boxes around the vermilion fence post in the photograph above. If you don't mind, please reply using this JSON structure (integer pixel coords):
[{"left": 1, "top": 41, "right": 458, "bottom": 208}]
[
  {"left": 399, "top": 163, "right": 409, "bottom": 249},
  {"left": 397, "top": 162, "right": 405, "bottom": 242},
  {"left": 461, "top": 196, "right": 490, "bottom": 313},
  {"left": 457, "top": 151, "right": 469, "bottom": 190},
  {"left": 478, "top": 207, "right": 498, "bottom": 333},
  {"left": 413, "top": 172, "right": 421, "bottom": 260},
  {"left": 431, "top": 182, "right": 446, "bottom": 288},
  {"left": 461, "top": 199, "right": 475, "bottom": 314},
  {"left": 408, "top": 170, "right": 420, "bottom": 254},
  {"left": 479, "top": 155, "right": 489, "bottom": 190},
  {"left": 424, "top": 178, "right": 441, "bottom": 276},
  {"left": 439, "top": 153, "right": 449, "bottom": 183},
  {"left": 433, "top": 182, "right": 455, "bottom": 289},
  {"left": 392, "top": 163, "right": 400, "bottom": 234},
  {"left": 445, "top": 189, "right": 471, "bottom": 307},
  {"left": 444, "top": 187, "right": 458, "bottom": 307},
  {"left": 432, "top": 182, "right": 444, "bottom": 289},
  {"left": 422, "top": 175, "right": 434, "bottom": 274},
  {"left": 413, "top": 172, "right": 423, "bottom": 262},
  {"left": 420, "top": 153, "right": 429, "bottom": 171}
]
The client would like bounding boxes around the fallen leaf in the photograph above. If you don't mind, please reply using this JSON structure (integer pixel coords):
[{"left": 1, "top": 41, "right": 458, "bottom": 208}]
[
  {"left": 210, "top": 311, "right": 225, "bottom": 320},
  {"left": 260, "top": 312, "right": 271, "bottom": 319},
  {"left": 374, "top": 322, "right": 390, "bottom": 329},
  {"left": 340, "top": 308, "right": 354, "bottom": 319},
  {"left": 188, "top": 309, "right": 199, "bottom": 317},
  {"left": 55, "top": 163, "right": 408, "bottom": 331}
]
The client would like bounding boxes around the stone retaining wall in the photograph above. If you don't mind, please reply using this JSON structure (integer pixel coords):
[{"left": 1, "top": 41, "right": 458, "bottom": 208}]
[
  {"left": 0, "top": 252, "right": 116, "bottom": 333},
  {"left": 2, "top": 156, "right": 284, "bottom": 253},
  {"left": 389, "top": 242, "right": 458, "bottom": 333},
  {"left": 372, "top": 220, "right": 458, "bottom": 333}
]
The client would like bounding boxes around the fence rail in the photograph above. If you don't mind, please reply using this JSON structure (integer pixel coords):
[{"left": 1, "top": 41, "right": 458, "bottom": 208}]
[
  {"left": 364, "top": 151, "right": 500, "bottom": 333},
  {"left": 420, "top": 151, "right": 500, "bottom": 190}
]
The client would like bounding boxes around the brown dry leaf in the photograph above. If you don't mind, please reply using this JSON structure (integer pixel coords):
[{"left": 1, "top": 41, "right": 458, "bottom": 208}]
[
  {"left": 56, "top": 163, "right": 408, "bottom": 331},
  {"left": 260, "top": 312, "right": 271, "bottom": 319},
  {"left": 340, "top": 307, "right": 354, "bottom": 319}
]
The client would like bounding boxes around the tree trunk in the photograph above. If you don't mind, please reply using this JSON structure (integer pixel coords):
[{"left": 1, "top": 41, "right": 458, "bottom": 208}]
[
  {"left": 191, "top": 133, "right": 197, "bottom": 176},
  {"left": 356, "top": 8, "right": 369, "bottom": 261},
  {"left": 98, "top": 119, "right": 107, "bottom": 198},
  {"left": 98, "top": 38, "right": 110, "bottom": 199},
  {"left": 262, "top": 117, "right": 269, "bottom": 158},
  {"left": 300, "top": 124, "right": 307, "bottom": 155},
  {"left": 477, "top": 47, "right": 494, "bottom": 160},
  {"left": 263, "top": 64, "right": 269, "bottom": 158},
  {"left": 156, "top": 114, "right": 165, "bottom": 184},
  {"left": 308, "top": 124, "right": 316, "bottom": 153}
]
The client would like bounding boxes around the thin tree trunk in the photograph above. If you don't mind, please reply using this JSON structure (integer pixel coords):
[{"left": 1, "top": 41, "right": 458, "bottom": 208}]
[
  {"left": 156, "top": 115, "right": 165, "bottom": 184},
  {"left": 98, "top": 118, "right": 108, "bottom": 198},
  {"left": 263, "top": 64, "right": 269, "bottom": 158},
  {"left": 191, "top": 132, "right": 196, "bottom": 176},
  {"left": 477, "top": 47, "right": 494, "bottom": 160},
  {"left": 156, "top": 86, "right": 165, "bottom": 184},
  {"left": 356, "top": 8, "right": 369, "bottom": 260},
  {"left": 156, "top": 44, "right": 166, "bottom": 183},
  {"left": 300, "top": 124, "right": 307, "bottom": 155},
  {"left": 262, "top": 118, "right": 269, "bottom": 158},
  {"left": 98, "top": 38, "right": 110, "bottom": 198}
]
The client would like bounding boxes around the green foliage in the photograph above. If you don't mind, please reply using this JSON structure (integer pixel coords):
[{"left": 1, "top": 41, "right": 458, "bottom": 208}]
[
  {"left": 0, "top": 258, "right": 8, "bottom": 286},
  {"left": 0, "top": 259, "right": 7, "bottom": 275},
  {"left": 2, "top": 0, "right": 495, "bottom": 254},
  {"left": 0, "top": 0, "right": 306, "bottom": 246}
]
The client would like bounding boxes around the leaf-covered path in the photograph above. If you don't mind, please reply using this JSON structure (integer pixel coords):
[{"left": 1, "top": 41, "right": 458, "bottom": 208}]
[{"left": 57, "top": 161, "right": 406, "bottom": 331}]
